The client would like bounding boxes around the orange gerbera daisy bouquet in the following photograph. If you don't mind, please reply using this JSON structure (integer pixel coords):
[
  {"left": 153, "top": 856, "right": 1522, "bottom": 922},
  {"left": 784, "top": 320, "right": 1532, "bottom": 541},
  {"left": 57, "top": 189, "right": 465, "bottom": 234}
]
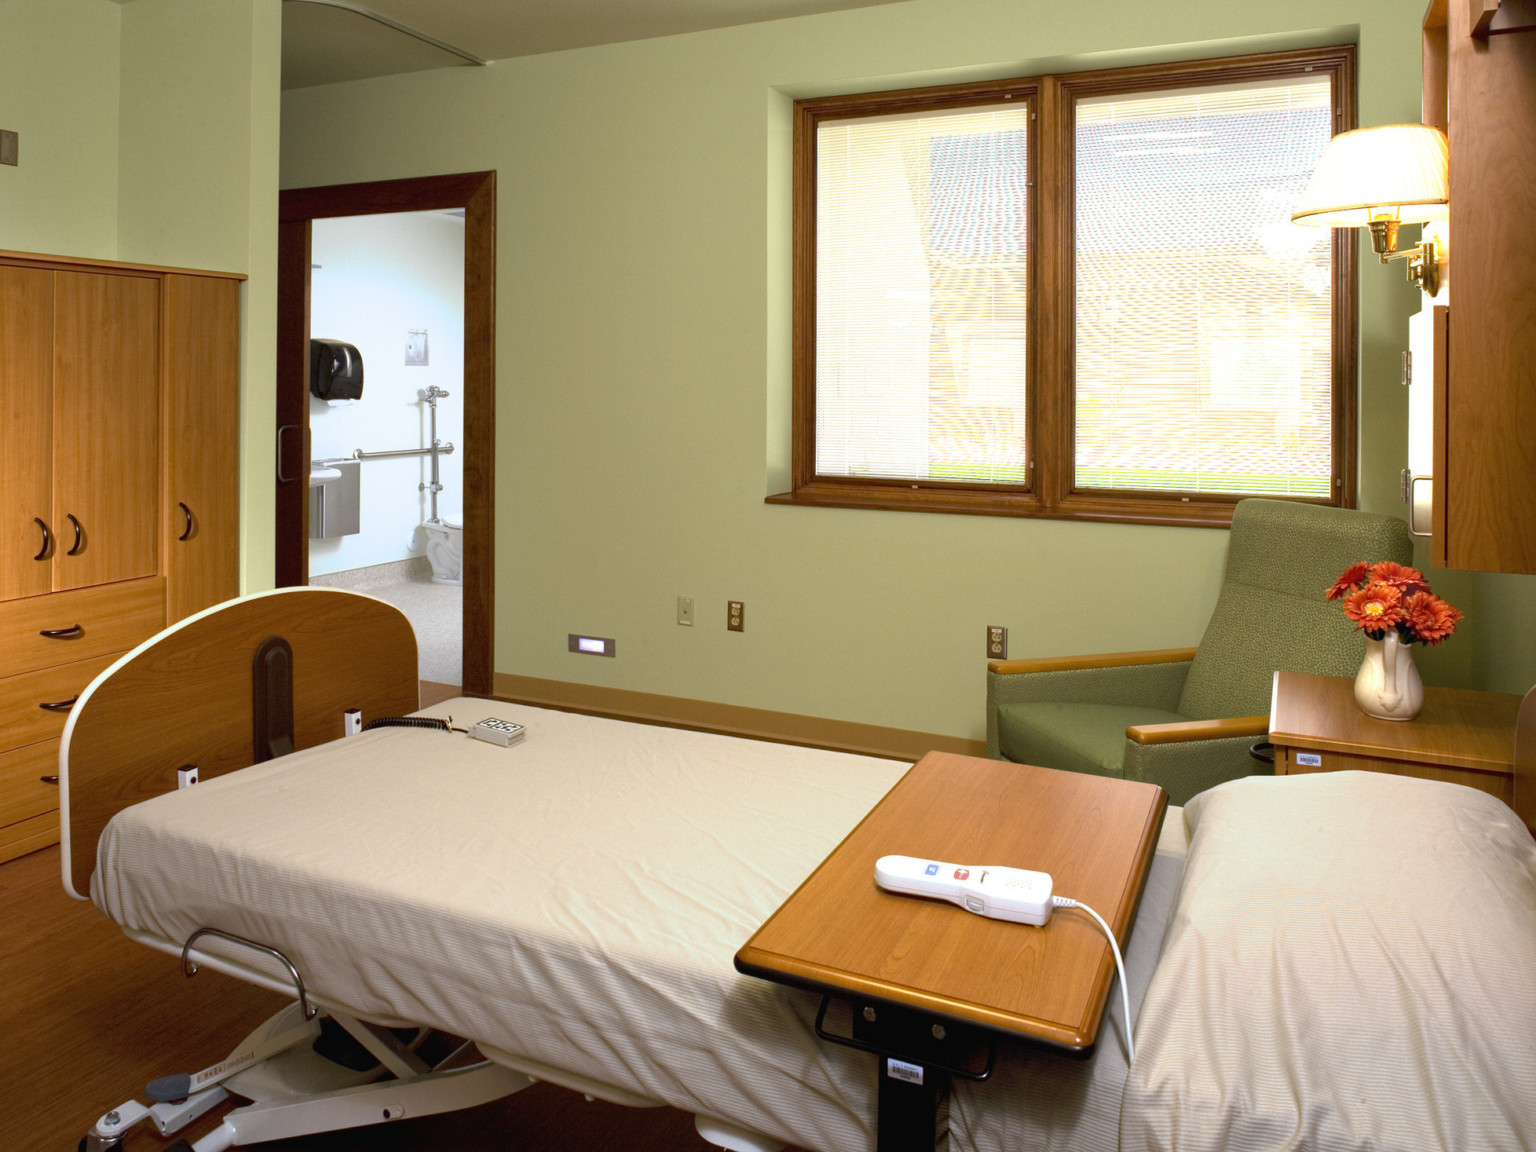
[{"left": 1325, "top": 561, "right": 1463, "bottom": 645}]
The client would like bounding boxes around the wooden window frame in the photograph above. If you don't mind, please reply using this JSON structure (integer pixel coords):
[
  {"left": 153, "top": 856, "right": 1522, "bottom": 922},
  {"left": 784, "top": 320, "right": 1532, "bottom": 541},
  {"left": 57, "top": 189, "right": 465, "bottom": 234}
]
[{"left": 770, "top": 46, "right": 1358, "bottom": 529}]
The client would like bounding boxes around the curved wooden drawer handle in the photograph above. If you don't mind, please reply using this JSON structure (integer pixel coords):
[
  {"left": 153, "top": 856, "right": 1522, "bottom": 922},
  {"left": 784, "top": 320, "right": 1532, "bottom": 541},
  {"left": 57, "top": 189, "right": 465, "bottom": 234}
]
[
  {"left": 179, "top": 501, "right": 194, "bottom": 541},
  {"left": 65, "top": 513, "right": 84, "bottom": 556},
  {"left": 33, "top": 517, "right": 51, "bottom": 561},
  {"left": 40, "top": 775, "right": 59, "bottom": 786},
  {"left": 39, "top": 624, "right": 84, "bottom": 640},
  {"left": 39, "top": 696, "right": 79, "bottom": 712}
]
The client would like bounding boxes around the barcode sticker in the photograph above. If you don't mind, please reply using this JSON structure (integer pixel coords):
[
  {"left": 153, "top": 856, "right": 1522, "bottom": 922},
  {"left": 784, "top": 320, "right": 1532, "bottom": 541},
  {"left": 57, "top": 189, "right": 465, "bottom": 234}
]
[
  {"left": 1296, "top": 752, "right": 1322, "bottom": 767},
  {"left": 886, "top": 1058, "right": 924, "bottom": 1086}
]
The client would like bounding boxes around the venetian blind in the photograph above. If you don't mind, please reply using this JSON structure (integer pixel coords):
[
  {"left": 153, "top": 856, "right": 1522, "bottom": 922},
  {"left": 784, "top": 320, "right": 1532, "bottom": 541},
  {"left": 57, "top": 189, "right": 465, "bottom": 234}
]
[
  {"left": 1073, "top": 77, "right": 1335, "bottom": 496},
  {"left": 815, "top": 103, "right": 1032, "bottom": 484}
]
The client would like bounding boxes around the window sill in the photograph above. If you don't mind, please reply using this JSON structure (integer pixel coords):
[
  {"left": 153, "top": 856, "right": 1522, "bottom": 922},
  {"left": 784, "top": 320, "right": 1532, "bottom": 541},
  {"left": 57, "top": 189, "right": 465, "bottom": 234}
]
[{"left": 766, "top": 483, "right": 1338, "bottom": 528}]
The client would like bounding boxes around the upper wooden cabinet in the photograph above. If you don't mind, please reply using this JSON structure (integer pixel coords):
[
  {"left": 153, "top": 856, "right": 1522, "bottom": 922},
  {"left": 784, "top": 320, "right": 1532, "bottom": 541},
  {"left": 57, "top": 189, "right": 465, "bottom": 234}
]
[
  {"left": 0, "top": 266, "right": 162, "bottom": 596},
  {"left": 0, "top": 252, "right": 242, "bottom": 615},
  {"left": 52, "top": 270, "right": 162, "bottom": 591},
  {"left": 0, "top": 264, "right": 53, "bottom": 603},
  {"left": 1422, "top": 0, "right": 1536, "bottom": 573},
  {"left": 163, "top": 273, "right": 242, "bottom": 624}
]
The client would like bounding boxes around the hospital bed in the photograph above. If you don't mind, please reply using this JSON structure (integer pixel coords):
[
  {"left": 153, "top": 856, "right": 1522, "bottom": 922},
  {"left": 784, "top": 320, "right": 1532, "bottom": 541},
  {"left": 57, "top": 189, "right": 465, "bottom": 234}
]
[{"left": 59, "top": 588, "right": 1536, "bottom": 1152}]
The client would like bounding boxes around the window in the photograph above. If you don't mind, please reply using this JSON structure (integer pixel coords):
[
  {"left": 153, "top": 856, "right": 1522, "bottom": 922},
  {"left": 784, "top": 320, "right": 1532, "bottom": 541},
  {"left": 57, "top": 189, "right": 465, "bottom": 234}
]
[{"left": 774, "top": 48, "right": 1357, "bottom": 526}]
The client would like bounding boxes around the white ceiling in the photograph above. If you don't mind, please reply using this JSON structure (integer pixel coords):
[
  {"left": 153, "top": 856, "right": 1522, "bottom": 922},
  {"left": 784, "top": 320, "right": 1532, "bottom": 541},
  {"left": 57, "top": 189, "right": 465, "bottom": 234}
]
[{"left": 281, "top": 0, "right": 913, "bottom": 90}]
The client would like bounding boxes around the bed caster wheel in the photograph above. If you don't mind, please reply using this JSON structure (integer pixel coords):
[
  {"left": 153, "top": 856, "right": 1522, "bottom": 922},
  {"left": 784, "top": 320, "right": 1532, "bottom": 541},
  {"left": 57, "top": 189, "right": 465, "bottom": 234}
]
[{"left": 78, "top": 1140, "right": 122, "bottom": 1152}]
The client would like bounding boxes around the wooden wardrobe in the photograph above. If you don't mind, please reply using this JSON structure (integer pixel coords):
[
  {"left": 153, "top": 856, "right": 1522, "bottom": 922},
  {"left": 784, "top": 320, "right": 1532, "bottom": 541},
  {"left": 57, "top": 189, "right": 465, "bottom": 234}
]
[{"left": 0, "top": 250, "right": 242, "bottom": 865}]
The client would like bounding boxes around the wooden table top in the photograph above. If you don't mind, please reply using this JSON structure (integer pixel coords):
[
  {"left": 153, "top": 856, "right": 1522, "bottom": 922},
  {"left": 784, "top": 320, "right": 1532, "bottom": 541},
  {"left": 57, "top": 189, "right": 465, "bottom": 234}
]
[
  {"left": 1268, "top": 671, "right": 1520, "bottom": 773},
  {"left": 734, "top": 751, "right": 1166, "bottom": 1051}
]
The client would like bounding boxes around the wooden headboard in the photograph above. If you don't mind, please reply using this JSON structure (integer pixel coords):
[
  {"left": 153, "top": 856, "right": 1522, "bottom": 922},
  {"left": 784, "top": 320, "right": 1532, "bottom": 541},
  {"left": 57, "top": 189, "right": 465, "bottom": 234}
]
[
  {"left": 1517, "top": 683, "right": 1536, "bottom": 838},
  {"left": 59, "top": 588, "right": 420, "bottom": 900}
]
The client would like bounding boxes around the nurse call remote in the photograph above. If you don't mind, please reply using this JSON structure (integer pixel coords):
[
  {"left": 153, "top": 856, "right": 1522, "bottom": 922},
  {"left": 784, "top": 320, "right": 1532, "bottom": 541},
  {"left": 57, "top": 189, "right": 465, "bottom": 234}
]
[{"left": 874, "top": 855, "right": 1054, "bottom": 925}]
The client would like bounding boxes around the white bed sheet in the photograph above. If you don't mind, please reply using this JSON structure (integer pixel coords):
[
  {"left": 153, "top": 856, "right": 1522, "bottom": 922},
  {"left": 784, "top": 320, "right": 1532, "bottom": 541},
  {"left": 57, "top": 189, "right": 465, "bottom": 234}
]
[{"left": 91, "top": 701, "right": 1186, "bottom": 1152}]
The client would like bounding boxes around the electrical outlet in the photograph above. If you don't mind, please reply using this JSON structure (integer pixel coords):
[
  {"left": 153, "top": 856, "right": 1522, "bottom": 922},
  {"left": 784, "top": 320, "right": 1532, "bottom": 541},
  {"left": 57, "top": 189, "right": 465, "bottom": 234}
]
[
  {"left": 0, "top": 130, "right": 16, "bottom": 167},
  {"left": 677, "top": 596, "right": 695, "bottom": 626},
  {"left": 728, "top": 601, "right": 745, "bottom": 632},
  {"left": 987, "top": 625, "right": 1007, "bottom": 659}
]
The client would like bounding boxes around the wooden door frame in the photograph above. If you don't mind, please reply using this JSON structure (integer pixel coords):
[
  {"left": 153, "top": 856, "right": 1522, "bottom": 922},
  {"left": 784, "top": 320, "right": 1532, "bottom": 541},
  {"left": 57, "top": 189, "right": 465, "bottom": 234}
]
[{"left": 276, "top": 171, "right": 496, "bottom": 696}]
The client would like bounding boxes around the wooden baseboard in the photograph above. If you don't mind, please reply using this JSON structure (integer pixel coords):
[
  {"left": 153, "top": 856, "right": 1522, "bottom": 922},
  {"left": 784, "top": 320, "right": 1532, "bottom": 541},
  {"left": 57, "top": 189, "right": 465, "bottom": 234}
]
[{"left": 490, "top": 673, "right": 985, "bottom": 763}]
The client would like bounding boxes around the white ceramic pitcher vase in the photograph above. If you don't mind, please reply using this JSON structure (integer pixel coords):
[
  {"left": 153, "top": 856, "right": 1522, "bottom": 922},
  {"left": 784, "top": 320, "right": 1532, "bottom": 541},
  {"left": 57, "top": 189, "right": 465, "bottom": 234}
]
[{"left": 1353, "top": 630, "right": 1424, "bottom": 721}]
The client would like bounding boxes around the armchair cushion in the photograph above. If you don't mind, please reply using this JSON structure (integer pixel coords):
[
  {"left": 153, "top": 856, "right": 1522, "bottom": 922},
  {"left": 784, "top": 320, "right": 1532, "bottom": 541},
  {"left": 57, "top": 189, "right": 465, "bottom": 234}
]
[{"left": 996, "top": 702, "right": 1187, "bottom": 779}]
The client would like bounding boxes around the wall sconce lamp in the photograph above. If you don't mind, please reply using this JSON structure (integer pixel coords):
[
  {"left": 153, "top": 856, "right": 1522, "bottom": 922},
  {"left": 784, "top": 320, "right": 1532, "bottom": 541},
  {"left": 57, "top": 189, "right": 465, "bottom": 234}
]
[{"left": 1291, "top": 123, "right": 1449, "bottom": 296}]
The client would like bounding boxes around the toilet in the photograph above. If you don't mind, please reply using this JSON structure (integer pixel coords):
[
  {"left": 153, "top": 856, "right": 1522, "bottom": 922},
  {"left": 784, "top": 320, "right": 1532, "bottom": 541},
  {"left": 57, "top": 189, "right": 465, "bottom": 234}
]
[{"left": 419, "top": 519, "right": 463, "bottom": 585}]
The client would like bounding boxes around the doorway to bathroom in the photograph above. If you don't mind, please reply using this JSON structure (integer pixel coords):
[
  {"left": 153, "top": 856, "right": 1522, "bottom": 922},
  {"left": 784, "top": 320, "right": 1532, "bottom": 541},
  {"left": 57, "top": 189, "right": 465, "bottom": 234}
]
[
  {"left": 276, "top": 172, "right": 495, "bottom": 700},
  {"left": 307, "top": 210, "right": 464, "bottom": 696}
]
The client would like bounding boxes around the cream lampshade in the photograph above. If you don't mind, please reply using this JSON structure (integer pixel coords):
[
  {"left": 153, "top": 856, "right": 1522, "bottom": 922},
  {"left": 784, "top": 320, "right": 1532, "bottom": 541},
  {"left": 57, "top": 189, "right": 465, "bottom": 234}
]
[{"left": 1291, "top": 123, "right": 1449, "bottom": 295}]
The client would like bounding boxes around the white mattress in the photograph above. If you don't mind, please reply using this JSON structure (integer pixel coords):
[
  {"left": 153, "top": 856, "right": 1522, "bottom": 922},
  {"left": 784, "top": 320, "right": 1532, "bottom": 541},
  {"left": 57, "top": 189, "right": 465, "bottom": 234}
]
[{"left": 92, "top": 701, "right": 1186, "bottom": 1152}]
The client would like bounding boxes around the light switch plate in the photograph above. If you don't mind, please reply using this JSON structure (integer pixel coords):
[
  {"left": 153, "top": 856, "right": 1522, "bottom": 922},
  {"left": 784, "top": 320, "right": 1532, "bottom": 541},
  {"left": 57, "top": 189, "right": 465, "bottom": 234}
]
[
  {"left": 0, "top": 131, "right": 17, "bottom": 167},
  {"left": 405, "top": 329, "right": 428, "bottom": 365}
]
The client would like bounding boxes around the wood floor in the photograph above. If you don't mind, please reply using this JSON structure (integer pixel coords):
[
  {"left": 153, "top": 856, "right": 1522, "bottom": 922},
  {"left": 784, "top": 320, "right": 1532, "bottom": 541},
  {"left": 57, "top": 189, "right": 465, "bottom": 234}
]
[{"left": 3, "top": 845, "right": 723, "bottom": 1152}]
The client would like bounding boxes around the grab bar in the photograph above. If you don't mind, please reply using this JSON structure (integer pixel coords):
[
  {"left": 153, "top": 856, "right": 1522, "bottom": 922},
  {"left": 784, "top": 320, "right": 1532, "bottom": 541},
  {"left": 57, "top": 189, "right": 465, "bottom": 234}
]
[{"left": 351, "top": 443, "right": 455, "bottom": 461}]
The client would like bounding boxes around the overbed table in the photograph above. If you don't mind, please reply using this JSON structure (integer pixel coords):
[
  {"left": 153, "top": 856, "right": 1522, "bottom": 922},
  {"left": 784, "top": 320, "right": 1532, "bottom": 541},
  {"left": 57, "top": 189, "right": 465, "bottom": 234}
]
[{"left": 735, "top": 751, "right": 1166, "bottom": 1152}]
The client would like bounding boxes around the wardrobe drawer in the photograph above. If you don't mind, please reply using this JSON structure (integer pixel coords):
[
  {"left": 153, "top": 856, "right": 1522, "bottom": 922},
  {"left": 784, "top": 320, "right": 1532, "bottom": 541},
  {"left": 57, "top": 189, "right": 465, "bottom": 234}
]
[
  {"left": 0, "top": 740, "right": 59, "bottom": 831},
  {"left": 0, "top": 653, "right": 118, "bottom": 752},
  {"left": 0, "top": 577, "right": 164, "bottom": 679},
  {"left": 0, "top": 810, "right": 59, "bottom": 865}
]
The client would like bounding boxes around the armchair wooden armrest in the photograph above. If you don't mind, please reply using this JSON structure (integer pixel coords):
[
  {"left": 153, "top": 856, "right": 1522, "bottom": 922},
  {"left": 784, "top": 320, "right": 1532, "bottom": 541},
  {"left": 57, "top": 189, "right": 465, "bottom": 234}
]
[
  {"left": 988, "top": 647, "right": 1199, "bottom": 677},
  {"left": 1127, "top": 715, "right": 1269, "bottom": 746}
]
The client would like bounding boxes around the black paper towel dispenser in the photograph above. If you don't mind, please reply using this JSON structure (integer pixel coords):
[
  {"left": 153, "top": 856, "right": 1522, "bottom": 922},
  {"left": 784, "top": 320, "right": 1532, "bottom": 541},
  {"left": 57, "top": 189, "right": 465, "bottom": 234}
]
[{"left": 310, "top": 339, "right": 364, "bottom": 401}]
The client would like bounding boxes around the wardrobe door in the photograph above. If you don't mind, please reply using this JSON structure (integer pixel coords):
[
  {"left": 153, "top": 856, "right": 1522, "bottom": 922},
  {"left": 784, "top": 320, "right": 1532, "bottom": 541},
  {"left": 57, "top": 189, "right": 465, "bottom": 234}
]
[
  {"left": 51, "top": 271, "right": 161, "bottom": 592},
  {"left": 163, "top": 274, "right": 241, "bottom": 622},
  {"left": 0, "top": 265, "right": 54, "bottom": 603}
]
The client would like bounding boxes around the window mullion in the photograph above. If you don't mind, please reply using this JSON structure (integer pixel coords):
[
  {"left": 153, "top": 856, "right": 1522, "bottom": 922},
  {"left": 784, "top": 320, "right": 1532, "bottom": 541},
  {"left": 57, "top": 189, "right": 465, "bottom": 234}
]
[{"left": 1033, "top": 75, "right": 1070, "bottom": 513}]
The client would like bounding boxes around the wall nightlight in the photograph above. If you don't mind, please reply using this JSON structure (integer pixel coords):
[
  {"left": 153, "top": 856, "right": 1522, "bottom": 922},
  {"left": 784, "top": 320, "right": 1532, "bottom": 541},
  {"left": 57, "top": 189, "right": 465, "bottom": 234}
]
[{"left": 1291, "top": 123, "right": 1449, "bottom": 296}]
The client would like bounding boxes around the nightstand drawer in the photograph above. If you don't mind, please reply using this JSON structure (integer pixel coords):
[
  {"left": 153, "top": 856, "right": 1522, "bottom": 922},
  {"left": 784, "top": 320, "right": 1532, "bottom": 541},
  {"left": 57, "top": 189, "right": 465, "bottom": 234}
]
[{"left": 1279, "top": 746, "right": 1512, "bottom": 806}]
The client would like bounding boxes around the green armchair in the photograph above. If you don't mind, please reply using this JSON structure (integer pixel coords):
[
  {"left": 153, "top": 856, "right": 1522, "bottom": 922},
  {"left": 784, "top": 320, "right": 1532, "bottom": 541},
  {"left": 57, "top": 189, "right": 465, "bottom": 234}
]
[{"left": 986, "top": 499, "right": 1414, "bottom": 805}]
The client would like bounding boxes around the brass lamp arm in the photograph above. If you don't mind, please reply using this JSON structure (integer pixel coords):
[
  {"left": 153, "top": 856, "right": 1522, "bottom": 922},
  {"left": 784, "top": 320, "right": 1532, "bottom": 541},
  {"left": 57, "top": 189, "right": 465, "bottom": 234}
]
[{"left": 1366, "top": 218, "right": 1439, "bottom": 295}]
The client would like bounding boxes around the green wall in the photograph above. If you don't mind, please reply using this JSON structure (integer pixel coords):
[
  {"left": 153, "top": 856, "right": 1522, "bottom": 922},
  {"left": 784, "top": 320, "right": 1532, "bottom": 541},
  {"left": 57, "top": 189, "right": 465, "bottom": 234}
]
[
  {"left": 279, "top": 0, "right": 1536, "bottom": 741},
  {"left": 0, "top": 0, "right": 122, "bottom": 259},
  {"left": 0, "top": 0, "right": 281, "bottom": 597}
]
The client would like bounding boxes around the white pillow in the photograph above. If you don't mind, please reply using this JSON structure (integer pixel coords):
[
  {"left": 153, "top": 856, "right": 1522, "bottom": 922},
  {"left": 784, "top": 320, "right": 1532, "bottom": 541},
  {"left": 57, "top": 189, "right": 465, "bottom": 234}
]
[{"left": 1120, "top": 771, "right": 1536, "bottom": 1152}]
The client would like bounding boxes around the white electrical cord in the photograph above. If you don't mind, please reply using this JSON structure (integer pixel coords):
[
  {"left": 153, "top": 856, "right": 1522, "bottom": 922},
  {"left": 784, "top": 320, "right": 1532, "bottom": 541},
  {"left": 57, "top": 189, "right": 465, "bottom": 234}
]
[{"left": 1052, "top": 896, "right": 1134, "bottom": 1064}]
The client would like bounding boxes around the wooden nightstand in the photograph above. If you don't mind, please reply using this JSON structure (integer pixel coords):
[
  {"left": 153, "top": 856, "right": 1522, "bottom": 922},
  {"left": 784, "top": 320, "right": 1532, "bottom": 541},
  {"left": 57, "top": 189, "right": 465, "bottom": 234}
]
[{"left": 1268, "top": 670, "right": 1520, "bottom": 806}]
